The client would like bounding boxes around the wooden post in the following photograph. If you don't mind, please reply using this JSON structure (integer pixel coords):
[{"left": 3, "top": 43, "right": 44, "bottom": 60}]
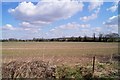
[
  {"left": 43, "top": 53, "right": 44, "bottom": 61},
  {"left": 92, "top": 56, "right": 95, "bottom": 75},
  {"left": 110, "top": 53, "right": 113, "bottom": 63},
  {"left": 11, "top": 68, "right": 14, "bottom": 79},
  {"left": 42, "top": 46, "right": 45, "bottom": 61}
]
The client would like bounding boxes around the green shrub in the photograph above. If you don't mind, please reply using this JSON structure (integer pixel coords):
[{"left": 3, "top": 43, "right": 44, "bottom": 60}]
[{"left": 55, "top": 65, "right": 84, "bottom": 79}]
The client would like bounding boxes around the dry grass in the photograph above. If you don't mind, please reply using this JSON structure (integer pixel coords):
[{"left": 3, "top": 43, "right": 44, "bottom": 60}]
[
  {"left": 1, "top": 42, "right": 119, "bottom": 79},
  {"left": 2, "top": 60, "right": 118, "bottom": 79},
  {"left": 2, "top": 42, "right": 118, "bottom": 65}
]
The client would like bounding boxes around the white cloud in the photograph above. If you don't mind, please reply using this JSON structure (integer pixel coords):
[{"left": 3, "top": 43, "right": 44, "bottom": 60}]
[
  {"left": 2, "top": 23, "right": 40, "bottom": 33},
  {"left": 59, "top": 22, "right": 79, "bottom": 30},
  {"left": 107, "top": 2, "right": 118, "bottom": 12},
  {"left": 80, "top": 0, "right": 103, "bottom": 22},
  {"left": 2, "top": 24, "right": 16, "bottom": 30},
  {"left": 95, "top": 27, "right": 101, "bottom": 32},
  {"left": 19, "top": 22, "right": 34, "bottom": 28},
  {"left": 9, "top": 0, "right": 84, "bottom": 27},
  {"left": 88, "top": 0, "right": 103, "bottom": 11},
  {"left": 80, "top": 8, "right": 100, "bottom": 22},
  {"left": 49, "top": 22, "right": 107, "bottom": 37},
  {"left": 50, "top": 22, "right": 90, "bottom": 31},
  {"left": 80, "top": 24, "right": 90, "bottom": 28},
  {"left": 103, "top": 15, "right": 118, "bottom": 25},
  {"left": 92, "top": 27, "right": 102, "bottom": 32},
  {"left": 103, "top": 15, "right": 119, "bottom": 33},
  {"left": 49, "top": 22, "right": 92, "bottom": 37}
]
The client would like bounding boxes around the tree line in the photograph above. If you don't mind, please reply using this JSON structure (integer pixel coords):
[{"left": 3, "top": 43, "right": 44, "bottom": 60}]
[{"left": 1, "top": 33, "right": 120, "bottom": 42}]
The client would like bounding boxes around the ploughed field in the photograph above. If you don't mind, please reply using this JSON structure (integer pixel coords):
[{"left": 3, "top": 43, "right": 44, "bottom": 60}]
[
  {"left": 2, "top": 42, "right": 118, "bottom": 65},
  {"left": 2, "top": 42, "right": 119, "bottom": 78}
]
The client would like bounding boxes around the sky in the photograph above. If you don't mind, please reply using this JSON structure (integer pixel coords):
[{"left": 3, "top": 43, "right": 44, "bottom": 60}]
[{"left": 0, "top": 0, "right": 119, "bottom": 39}]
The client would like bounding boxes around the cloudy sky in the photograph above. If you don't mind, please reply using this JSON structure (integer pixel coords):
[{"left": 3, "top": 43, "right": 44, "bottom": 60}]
[{"left": 1, "top": 0, "right": 119, "bottom": 39}]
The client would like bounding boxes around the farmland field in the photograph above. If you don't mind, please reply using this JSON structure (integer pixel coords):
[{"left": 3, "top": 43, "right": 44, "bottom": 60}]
[
  {"left": 2, "top": 42, "right": 119, "bottom": 78},
  {"left": 2, "top": 42, "right": 118, "bottom": 65}
]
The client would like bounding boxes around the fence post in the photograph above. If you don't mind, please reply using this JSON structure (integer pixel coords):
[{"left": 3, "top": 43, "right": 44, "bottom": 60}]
[
  {"left": 92, "top": 56, "right": 95, "bottom": 77},
  {"left": 110, "top": 53, "right": 113, "bottom": 63},
  {"left": 11, "top": 68, "right": 14, "bottom": 79}
]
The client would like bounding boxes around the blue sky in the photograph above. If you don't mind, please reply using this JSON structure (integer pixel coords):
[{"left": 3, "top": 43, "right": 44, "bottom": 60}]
[{"left": 1, "top": 0, "right": 119, "bottom": 39}]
